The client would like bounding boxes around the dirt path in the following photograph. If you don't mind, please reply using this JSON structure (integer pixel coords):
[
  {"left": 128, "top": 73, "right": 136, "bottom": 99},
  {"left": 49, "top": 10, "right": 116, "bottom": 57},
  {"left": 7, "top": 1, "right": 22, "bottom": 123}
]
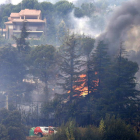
[{"left": 26, "top": 136, "right": 43, "bottom": 140}]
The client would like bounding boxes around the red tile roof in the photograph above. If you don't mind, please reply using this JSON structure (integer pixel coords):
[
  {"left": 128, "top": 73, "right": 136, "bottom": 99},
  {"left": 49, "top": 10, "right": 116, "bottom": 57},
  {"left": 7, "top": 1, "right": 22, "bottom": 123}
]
[
  {"left": 19, "top": 9, "right": 41, "bottom": 16},
  {"left": 10, "top": 13, "right": 20, "bottom": 17}
]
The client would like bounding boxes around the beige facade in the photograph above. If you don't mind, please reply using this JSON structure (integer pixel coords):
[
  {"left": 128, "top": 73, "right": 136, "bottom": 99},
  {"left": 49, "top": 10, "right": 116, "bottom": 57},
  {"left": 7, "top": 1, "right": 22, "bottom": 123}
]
[{"left": 3, "top": 9, "right": 46, "bottom": 39}]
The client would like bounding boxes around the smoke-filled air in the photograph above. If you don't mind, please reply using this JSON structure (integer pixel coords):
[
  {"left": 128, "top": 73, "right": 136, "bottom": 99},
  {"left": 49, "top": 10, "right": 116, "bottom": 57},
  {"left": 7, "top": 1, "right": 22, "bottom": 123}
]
[
  {"left": 97, "top": 0, "right": 140, "bottom": 86},
  {"left": 1, "top": 0, "right": 140, "bottom": 140}
]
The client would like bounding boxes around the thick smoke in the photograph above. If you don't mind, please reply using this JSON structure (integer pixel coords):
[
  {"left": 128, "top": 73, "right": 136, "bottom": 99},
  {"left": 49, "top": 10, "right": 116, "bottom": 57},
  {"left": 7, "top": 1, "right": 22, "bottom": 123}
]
[
  {"left": 97, "top": 0, "right": 140, "bottom": 87},
  {"left": 98, "top": 0, "right": 140, "bottom": 55},
  {"left": 66, "top": 0, "right": 131, "bottom": 38},
  {"left": 68, "top": 11, "right": 101, "bottom": 37}
]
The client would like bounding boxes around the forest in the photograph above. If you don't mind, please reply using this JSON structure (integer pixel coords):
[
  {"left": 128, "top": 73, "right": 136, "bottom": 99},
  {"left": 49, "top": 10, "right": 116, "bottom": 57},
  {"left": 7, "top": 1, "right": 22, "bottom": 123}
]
[{"left": 0, "top": 0, "right": 140, "bottom": 140}]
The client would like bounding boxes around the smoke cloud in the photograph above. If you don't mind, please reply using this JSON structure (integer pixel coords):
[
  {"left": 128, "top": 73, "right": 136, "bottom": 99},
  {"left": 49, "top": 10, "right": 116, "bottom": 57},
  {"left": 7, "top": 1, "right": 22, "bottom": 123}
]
[
  {"left": 69, "top": 11, "right": 101, "bottom": 37},
  {"left": 98, "top": 0, "right": 140, "bottom": 54},
  {"left": 96, "top": 0, "right": 140, "bottom": 87},
  {"left": 67, "top": 0, "right": 131, "bottom": 38}
]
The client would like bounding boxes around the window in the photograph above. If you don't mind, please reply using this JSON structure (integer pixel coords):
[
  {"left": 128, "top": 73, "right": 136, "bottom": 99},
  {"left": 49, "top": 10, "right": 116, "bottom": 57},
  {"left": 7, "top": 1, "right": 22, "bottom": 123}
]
[
  {"left": 45, "top": 128, "right": 48, "bottom": 131},
  {"left": 49, "top": 128, "right": 54, "bottom": 131}
]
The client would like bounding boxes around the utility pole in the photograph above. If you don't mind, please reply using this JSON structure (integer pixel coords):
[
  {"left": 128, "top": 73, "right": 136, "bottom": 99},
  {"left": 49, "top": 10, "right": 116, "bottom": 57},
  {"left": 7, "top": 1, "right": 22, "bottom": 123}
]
[{"left": 6, "top": 95, "right": 8, "bottom": 110}]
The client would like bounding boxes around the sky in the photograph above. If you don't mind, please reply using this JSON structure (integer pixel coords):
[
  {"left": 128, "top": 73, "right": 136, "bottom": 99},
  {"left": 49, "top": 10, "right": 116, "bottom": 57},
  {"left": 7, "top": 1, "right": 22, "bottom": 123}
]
[
  {"left": 0, "top": 0, "right": 131, "bottom": 6},
  {"left": 0, "top": 0, "right": 77, "bottom": 5},
  {"left": 0, "top": 0, "right": 80, "bottom": 5},
  {"left": 0, "top": 0, "right": 21, "bottom": 5}
]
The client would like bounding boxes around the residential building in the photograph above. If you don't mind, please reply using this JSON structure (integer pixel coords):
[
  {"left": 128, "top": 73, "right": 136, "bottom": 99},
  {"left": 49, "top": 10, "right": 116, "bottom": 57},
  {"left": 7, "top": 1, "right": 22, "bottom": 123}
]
[{"left": 2, "top": 9, "right": 46, "bottom": 39}]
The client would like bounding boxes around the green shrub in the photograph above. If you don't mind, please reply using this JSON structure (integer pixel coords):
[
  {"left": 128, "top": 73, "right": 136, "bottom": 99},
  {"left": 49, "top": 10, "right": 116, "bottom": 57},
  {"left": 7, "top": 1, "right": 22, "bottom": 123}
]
[
  {"left": 8, "top": 126, "right": 25, "bottom": 140},
  {"left": 103, "top": 115, "right": 138, "bottom": 140},
  {"left": 48, "top": 117, "right": 138, "bottom": 140},
  {"left": 48, "top": 121, "right": 78, "bottom": 140},
  {"left": 48, "top": 121, "right": 101, "bottom": 140},
  {"left": 82, "top": 126, "right": 102, "bottom": 140},
  {"left": 0, "top": 124, "right": 9, "bottom": 140}
]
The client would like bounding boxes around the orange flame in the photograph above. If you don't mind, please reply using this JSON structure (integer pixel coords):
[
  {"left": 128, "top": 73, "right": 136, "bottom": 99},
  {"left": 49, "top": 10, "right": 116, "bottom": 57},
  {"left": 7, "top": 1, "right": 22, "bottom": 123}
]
[
  {"left": 67, "top": 90, "right": 70, "bottom": 93},
  {"left": 67, "top": 73, "right": 99, "bottom": 97},
  {"left": 79, "top": 74, "right": 86, "bottom": 78},
  {"left": 95, "top": 72, "right": 98, "bottom": 75},
  {"left": 93, "top": 79, "right": 99, "bottom": 87}
]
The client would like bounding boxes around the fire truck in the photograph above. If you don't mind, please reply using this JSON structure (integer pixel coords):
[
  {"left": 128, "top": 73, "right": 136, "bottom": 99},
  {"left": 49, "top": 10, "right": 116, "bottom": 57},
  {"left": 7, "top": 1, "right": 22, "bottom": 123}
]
[{"left": 34, "top": 126, "right": 57, "bottom": 137}]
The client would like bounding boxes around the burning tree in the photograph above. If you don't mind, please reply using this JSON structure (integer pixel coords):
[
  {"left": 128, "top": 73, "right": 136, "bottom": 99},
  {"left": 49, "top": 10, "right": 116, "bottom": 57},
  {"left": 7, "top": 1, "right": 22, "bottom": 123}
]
[
  {"left": 58, "top": 34, "right": 85, "bottom": 101},
  {"left": 89, "top": 41, "right": 111, "bottom": 97},
  {"left": 81, "top": 36, "right": 95, "bottom": 96}
]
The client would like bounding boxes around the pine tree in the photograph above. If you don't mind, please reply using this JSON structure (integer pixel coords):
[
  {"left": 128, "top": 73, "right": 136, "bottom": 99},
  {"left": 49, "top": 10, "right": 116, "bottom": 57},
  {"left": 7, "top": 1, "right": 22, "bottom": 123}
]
[
  {"left": 81, "top": 36, "right": 95, "bottom": 96},
  {"left": 108, "top": 45, "right": 139, "bottom": 120},
  {"left": 28, "top": 44, "right": 57, "bottom": 100},
  {"left": 58, "top": 34, "right": 84, "bottom": 101},
  {"left": 90, "top": 41, "right": 111, "bottom": 97},
  {"left": 91, "top": 43, "right": 140, "bottom": 122},
  {"left": 12, "top": 22, "right": 30, "bottom": 53}
]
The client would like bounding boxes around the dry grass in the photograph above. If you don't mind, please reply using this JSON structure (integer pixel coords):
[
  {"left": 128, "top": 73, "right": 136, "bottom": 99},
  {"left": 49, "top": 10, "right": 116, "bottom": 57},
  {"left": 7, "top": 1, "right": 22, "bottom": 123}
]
[
  {"left": 26, "top": 136, "right": 42, "bottom": 140},
  {"left": 26, "top": 136, "right": 49, "bottom": 140}
]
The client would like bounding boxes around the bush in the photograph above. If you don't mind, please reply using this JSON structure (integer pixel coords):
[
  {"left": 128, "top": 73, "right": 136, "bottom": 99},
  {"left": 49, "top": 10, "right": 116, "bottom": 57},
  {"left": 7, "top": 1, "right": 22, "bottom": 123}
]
[
  {"left": 82, "top": 126, "right": 102, "bottom": 140},
  {"left": 1, "top": 110, "right": 26, "bottom": 140},
  {"left": 8, "top": 126, "right": 25, "bottom": 140},
  {"left": 47, "top": 117, "right": 138, "bottom": 140},
  {"left": 48, "top": 121, "right": 101, "bottom": 140},
  {"left": 0, "top": 124, "right": 9, "bottom": 140},
  {"left": 103, "top": 115, "right": 138, "bottom": 140}
]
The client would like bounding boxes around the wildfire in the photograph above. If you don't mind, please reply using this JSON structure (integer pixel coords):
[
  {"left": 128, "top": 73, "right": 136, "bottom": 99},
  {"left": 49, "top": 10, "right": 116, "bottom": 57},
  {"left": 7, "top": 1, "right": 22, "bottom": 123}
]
[
  {"left": 67, "top": 73, "right": 99, "bottom": 97},
  {"left": 79, "top": 74, "right": 86, "bottom": 78},
  {"left": 67, "top": 90, "right": 70, "bottom": 93},
  {"left": 74, "top": 82, "right": 88, "bottom": 96},
  {"left": 93, "top": 79, "right": 99, "bottom": 87}
]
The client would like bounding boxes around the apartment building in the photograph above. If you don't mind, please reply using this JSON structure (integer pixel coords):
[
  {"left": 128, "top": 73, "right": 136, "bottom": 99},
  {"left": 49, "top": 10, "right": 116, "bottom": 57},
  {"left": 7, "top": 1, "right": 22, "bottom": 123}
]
[{"left": 3, "top": 9, "right": 46, "bottom": 39}]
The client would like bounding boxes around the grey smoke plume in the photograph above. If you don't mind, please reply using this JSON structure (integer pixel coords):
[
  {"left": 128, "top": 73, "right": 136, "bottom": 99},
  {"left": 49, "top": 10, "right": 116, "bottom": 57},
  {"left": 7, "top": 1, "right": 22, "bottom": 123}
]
[
  {"left": 98, "top": 0, "right": 140, "bottom": 55},
  {"left": 96, "top": 0, "right": 140, "bottom": 87},
  {"left": 69, "top": 11, "right": 101, "bottom": 37}
]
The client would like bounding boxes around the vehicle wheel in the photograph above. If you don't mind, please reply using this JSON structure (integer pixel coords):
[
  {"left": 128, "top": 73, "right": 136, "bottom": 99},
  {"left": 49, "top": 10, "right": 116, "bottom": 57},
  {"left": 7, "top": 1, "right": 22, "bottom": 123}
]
[{"left": 37, "top": 133, "right": 43, "bottom": 137}]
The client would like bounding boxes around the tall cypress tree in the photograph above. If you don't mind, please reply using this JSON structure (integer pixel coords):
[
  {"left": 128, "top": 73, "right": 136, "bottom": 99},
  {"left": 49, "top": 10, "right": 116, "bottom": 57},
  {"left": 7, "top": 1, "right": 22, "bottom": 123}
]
[
  {"left": 58, "top": 34, "right": 84, "bottom": 101},
  {"left": 81, "top": 36, "right": 95, "bottom": 96},
  {"left": 12, "top": 21, "right": 30, "bottom": 54},
  {"left": 108, "top": 46, "right": 139, "bottom": 120},
  {"left": 91, "top": 43, "right": 140, "bottom": 122},
  {"left": 89, "top": 41, "right": 111, "bottom": 97}
]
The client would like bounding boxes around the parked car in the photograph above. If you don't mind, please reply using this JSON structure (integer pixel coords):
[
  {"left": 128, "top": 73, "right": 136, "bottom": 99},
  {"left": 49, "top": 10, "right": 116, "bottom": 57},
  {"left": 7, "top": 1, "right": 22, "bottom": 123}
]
[{"left": 34, "top": 126, "right": 57, "bottom": 137}]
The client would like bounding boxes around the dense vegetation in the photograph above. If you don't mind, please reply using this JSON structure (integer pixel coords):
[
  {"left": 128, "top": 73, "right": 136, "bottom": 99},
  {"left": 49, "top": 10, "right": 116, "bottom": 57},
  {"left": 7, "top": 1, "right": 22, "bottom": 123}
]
[
  {"left": 0, "top": 0, "right": 128, "bottom": 45},
  {"left": 0, "top": 0, "right": 139, "bottom": 139},
  {"left": 47, "top": 117, "right": 138, "bottom": 140}
]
